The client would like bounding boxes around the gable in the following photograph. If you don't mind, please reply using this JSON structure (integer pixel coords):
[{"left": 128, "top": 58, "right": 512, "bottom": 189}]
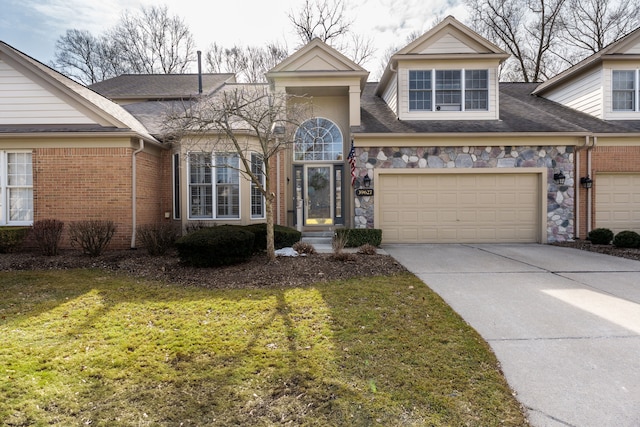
[
  {"left": 0, "top": 57, "right": 95, "bottom": 125},
  {"left": 269, "top": 39, "right": 367, "bottom": 74}
]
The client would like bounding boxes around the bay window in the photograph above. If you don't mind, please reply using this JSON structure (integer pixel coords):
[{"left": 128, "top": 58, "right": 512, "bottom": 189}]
[
  {"left": 188, "top": 152, "right": 239, "bottom": 219},
  {"left": 250, "top": 153, "right": 265, "bottom": 219}
]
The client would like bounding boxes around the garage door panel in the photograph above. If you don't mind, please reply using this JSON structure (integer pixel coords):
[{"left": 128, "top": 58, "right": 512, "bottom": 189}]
[
  {"left": 379, "top": 173, "right": 539, "bottom": 243},
  {"left": 596, "top": 174, "right": 640, "bottom": 234}
]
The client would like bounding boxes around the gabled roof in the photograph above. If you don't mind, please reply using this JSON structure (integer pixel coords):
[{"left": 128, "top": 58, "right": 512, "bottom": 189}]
[
  {"left": 89, "top": 73, "right": 235, "bottom": 100},
  {"left": 358, "top": 82, "right": 632, "bottom": 135},
  {"left": 376, "top": 16, "right": 509, "bottom": 96},
  {"left": 533, "top": 26, "right": 640, "bottom": 95},
  {"left": 0, "top": 41, "right": 158, "bottom": 143},
  {"left": 266, "top": 38, "right": 368, "bottom": 90}
]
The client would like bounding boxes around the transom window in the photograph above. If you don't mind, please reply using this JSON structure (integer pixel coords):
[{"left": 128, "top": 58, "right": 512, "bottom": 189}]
[
  {"left": 612, "top": 70, "right": 637, "bottom": 111},
  {"left": 188, "top": 152, "right": 239, "bottom": 219},
  {"left": 294, "top": 118, "right": 343, "bottom": 161},
  {"left": 409, "top": 69, "right": 489, "bottom": 112}
]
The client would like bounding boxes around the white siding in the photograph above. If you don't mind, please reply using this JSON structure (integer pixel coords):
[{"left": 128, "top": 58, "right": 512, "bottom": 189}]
[
  {"left": 0, "top": 58, "right": 94, "bottom": 125},
  {"left": 381, "top": 74, "right": 398, "bottom": 117},
  {"left": 544, "top": 68, "right": 603, "bottom": 118},
  {"left": 422, "top": 34, "right": 477, "bottom": 54}
]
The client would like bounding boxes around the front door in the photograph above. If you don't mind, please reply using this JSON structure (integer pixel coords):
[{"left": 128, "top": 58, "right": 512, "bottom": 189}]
[{"left": 305, "top": 165, "right": 333, "bottom": 225}]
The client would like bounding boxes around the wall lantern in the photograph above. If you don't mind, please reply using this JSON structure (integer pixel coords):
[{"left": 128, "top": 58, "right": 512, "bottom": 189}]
[
  {"left": 363, "top": 175, "right": 371, "bottom": 188},
  {"left": 553, "top": 171, "right": 566, "bottom": 185},
  {"left": 580, "top": 176, "right": 593, "bottom": 189}
]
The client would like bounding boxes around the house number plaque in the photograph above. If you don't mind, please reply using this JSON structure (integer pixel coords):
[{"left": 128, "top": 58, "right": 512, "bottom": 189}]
[{"left": 355, "top": 189, "right": 374, "bottom": 197}]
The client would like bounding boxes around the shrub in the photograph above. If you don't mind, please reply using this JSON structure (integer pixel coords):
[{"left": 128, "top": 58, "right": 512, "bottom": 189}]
[
  {"left": 0, "top": 227, "right": 30, "bottom": 253},
  {"left": 31, "top": 219, "right": 64, "bottom": 256},
  {"left": 587, "top": 228, "right": 614, "bottom": 245},
  {"left": 137, "top": 222, "right": 180, "bottom": 255},
  {"left": 292, "top": 241, "right": 316, "bottom": 255},
  {"left": 331, "top": 251, "right": 357, "bottom": 262},
  {"left": 68, "top": 220, "right": 116, "bottom": 257},
  {"left": 175, "top": 225, "right": 254, "bottom": 267},
  {"left": 613, "top": 230, "right": 640, "bottom": 249},
  {"left": 357, "top": 243, "right": 378, "bottom": 255},
  {"left": 335, "top": 228, "right": 383, "bottom": 247},
  {"left": 185, "top": 221, "right": 214, "bottom": 234},
  {"left": 243, "top": 223, "right": 302, "bottom": 252}
]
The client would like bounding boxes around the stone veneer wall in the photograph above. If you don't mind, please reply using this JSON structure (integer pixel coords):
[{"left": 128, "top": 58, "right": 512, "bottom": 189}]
[{"left": 353, "top": 145, "right": 575, "bottom": 243}]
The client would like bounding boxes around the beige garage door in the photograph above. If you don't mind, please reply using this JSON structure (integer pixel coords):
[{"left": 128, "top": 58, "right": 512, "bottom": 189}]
[
  {"left": 378, "top": 173, "right": 540, "bottom": 243},
  {"left": 595, "top": 173, "right": 640, "bottom": 234}
]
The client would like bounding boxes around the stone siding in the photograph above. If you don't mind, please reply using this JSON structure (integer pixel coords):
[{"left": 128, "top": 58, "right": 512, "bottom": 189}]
[{"left": 353, "top": 145, "right": 575, "bottom": 242}]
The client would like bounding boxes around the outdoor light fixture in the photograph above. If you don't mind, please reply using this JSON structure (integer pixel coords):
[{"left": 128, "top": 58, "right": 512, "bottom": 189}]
[
  {"left": 363, "top": 175, "right": 371, "bottom": 187},
  {"left": 580, "top": 176, "right": 593, "bottom": 189},
  {"left": 553, "top": 171, "right": 566, "bottom": 185}
]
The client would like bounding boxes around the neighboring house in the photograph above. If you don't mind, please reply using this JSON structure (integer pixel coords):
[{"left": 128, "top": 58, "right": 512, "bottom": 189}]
[{"left": 1, "top": 15, "right": 639, "bottom": 249}]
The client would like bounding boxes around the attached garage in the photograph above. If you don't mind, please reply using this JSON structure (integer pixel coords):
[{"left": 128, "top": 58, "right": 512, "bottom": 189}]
[
  {"left": 376, "top": 170, "right": 544, "bottom": 243},
  {"left": 595, "top": 173, "right": 640, "bottom": 234}
]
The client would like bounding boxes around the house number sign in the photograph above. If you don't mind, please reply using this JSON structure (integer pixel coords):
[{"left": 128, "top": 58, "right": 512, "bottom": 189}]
[{"left": 355, "top": 189, "right": 374, "bottom": 197}]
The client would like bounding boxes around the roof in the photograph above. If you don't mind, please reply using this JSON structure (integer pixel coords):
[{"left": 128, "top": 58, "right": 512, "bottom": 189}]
[
  {"left": 357, "top": 82, "right": 635, "bottom": 135},
  {"left": 89, "top": 73, "right": 236, "bottom": 100},
  {"left": 0, "top": 41, "right": 158, "bottom": 143}
]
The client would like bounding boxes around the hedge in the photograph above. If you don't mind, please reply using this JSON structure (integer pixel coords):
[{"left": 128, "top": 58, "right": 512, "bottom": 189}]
[
  {"left": 175, "top": 225, "right": 255, "bottom": 267},
  {"left": 335, "top": 228, "right": 382, "bottom": 247}
]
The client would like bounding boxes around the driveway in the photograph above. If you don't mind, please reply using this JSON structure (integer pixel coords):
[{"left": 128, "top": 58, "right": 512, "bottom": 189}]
[{"left": 384, "top": 243, "right": 640, "bottom": 427}]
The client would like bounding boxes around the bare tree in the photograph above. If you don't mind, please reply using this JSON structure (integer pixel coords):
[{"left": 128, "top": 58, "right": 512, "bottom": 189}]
[
  {"left": 466, "top": 0, "right": 566, "bottom": 82},
  {"left": 288, "top": 0, "right": 375, "bottom": 67},
  {"left": 560, "top": 0, "right": 640, "bottom": 58},
  {"left": 51, "top": 5, "right": 195, "bottom": 83},
  {"left": 164, "top": 86, "right": 311, "bottom": 261},
  {"left": 204, "top": 42, "right": 289, "bottom": 83}
]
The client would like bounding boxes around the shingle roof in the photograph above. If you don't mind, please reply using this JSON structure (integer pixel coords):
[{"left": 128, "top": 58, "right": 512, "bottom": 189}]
[
  {"left": 89, "top": 74, "right": 235, "bottom": 99},
  {"left": 357, "top": 82, "right": 639, "bottom": 135}
]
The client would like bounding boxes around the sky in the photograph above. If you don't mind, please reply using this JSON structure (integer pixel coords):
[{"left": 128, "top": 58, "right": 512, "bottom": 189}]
[{"left": 0, "top": 0, "right": 468, "bottom": 78}]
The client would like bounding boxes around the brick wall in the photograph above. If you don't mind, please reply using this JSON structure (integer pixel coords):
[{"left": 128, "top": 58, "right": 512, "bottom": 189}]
[
  {"left": 33, "top": 146, "right": 166, "bottom": 250},
  {"left": 577, "top": 145, "right": 640, "bottom": 238}
]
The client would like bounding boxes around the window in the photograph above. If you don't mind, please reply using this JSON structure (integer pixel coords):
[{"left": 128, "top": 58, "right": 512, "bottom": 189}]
[
  {"left": 173, "top": 153, "right": 180, "bottom": 219},
  {"left": 0, "top": 152, "right": 33, "bottom": 225},
  {"left": 409, "top": 70, "right": 432, "bottom": 111},
  {"left": 408, "top": 69, "right": 489, "bottom": 112},
  {"left": 188, "top": 152, "right": 239, "bottom": 219},
  {"left": 294, "top": 118, "right": 343, "bottom": 161},
  {"left": 250, "top": 153, "right": 265, "bottom": 219},
  {"left": 612, "top": 70, "right": 636, "bottom": 111}
]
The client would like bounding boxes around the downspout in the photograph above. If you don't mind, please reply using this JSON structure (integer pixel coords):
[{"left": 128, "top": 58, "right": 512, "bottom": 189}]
[
  {"left": 131, "top": 138, "right": 144, "bottom": 249},
  {"left": 574, "top": 135, "right": 590, "bottom": 239},
  {"left": 586, "top": 136, "right": 597, "bottom": 235}
]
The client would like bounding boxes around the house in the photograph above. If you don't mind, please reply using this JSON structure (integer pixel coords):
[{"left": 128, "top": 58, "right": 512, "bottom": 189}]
[{"left": 1, "top": 15, "right": 639, "bottom": 249}]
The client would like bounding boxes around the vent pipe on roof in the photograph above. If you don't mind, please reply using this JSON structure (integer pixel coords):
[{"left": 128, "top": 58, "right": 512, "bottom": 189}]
[{"left": 197, "top": 50, "right": 203, "bottom": 94}]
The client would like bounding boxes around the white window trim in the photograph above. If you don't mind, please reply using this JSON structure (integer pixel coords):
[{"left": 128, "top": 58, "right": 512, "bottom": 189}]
[
  {"left": 0, "top": 151, "right": 33, "bottom": 226},
  {"left": 186, "top": 151, "right": 243, "bottom": 221},
  {"left": 250, "top": 153, "right": 265, "bottom": 220},
  {"left": 409, "top": 68, "right": 489, "bottom": 113},
  {"left": 611, "top": 69, "right": 639, "bottom": 112}
]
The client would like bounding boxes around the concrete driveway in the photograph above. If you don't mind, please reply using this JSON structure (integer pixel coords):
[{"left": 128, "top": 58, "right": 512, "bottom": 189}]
[{"left": 383, "top": 243, "right": 640, "bottom": 427}]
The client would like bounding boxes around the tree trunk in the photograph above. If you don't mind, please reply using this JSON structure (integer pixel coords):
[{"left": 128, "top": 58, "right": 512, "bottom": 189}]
[{"left": 265, "top": 192, "right": 276, "bottom": 261}]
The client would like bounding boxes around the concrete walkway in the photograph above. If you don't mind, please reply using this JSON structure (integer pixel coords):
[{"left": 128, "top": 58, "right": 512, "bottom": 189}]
[{"left": 384, "top": 243, "right": 640, "bottom": 427}]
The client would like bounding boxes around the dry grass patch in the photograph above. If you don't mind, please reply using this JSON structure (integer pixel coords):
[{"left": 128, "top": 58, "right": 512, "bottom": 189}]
[{"left": 0, "top": 270, "right": 528, "bottom": 426}]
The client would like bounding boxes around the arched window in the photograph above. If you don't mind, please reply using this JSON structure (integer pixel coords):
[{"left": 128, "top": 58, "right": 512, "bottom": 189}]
[{"left": 294, "top": 118, "right": 343, "bottom": 161}]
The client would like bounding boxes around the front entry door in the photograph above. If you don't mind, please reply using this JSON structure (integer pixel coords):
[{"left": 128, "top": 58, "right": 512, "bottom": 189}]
[{"left": 305, "top": 165, "right": 333, "bottom": 225}]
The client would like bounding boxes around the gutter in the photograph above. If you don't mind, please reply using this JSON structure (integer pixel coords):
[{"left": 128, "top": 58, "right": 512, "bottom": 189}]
[{"left": 131, "top": 138, "right": 144, "bottom": 249}]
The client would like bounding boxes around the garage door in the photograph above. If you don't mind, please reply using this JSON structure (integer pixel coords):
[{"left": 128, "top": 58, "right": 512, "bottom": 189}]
[
  {"left": 378, "top": 173, "right": 540, "bottom": 243},
  {"left": 595, "top": 173, "right": 640, "bottom": 234}
]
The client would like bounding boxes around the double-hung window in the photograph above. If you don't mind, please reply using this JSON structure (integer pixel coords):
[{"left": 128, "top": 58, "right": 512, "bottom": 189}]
[
  {"left": 409, "top": 69, "right": 488, "bottom": 112},
  {"left": 188, "top": 152, "right": 239, "bottom": 219},
  {"left": 250, "top": 153, "right": 265, "bottom": 219},
  {"left": 612, "top": 70, "right": 637, "bottom": 111},
  {"left": 1, "top": 152, "right": 33, "bottom": 225}
]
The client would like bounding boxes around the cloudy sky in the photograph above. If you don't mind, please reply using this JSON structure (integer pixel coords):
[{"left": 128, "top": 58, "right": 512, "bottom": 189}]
[{"left": 0, "top": 0, "right": 467, "bottom": 76}]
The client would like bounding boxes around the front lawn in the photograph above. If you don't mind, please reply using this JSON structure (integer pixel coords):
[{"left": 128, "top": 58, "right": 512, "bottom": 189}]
[{"left": 0, "top": 270, "right": 527, "bottom": 426}]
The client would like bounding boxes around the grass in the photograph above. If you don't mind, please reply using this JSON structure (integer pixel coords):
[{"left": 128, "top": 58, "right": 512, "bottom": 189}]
[{"left": 0, "top": 269, "right": 528, "bottom": 426}]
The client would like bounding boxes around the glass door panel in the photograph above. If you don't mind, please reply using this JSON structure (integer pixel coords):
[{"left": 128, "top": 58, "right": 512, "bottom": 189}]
[{"left": 305, "top": 165, "right": 333, "bottom": 225}]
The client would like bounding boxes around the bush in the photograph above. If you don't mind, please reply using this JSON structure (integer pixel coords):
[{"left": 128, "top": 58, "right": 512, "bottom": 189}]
[
  {"left": 335, "top": 228, "right": 383, "bottom": 247},
  {"left": 31, "top": 219, "right": 64, "bottom": 256},
  {"left": 69, "top": 220, "right": 116, "bottom": 257},
  {"left": 587, "top": 228, "right": 614, "bottom": 245},
  {"left": 357, "top": 243, "right": 378, "bottom": 255},
  {"left": 185, "top": 221, "right": 214, "bottom": 234},
  {"left": 137, "top": 222, "right": 179, "bottom": 255},
  {"left": 243, "top": 223, "right": 302, "bottom": 252},
  {"left": 0, "top": 227, "right": 30, "bottom": 253},
  {"left": 292, "top": 241, "right": 316, "bottom": 255},
  {"left": 613, "top": 230, "right": 640, "bottom": 249},
  {"left": 175, "top": 225, "right": 254, "bottom": 267}
]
